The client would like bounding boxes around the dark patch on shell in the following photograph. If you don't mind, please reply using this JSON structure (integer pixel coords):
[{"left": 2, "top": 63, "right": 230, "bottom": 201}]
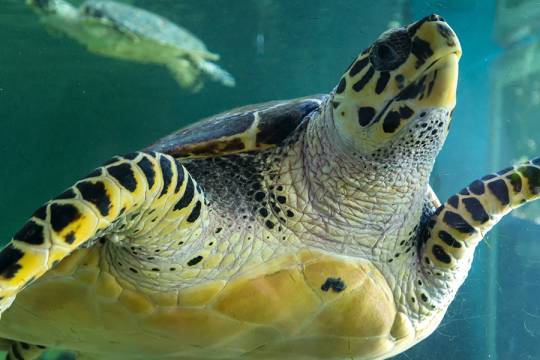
[
  {"left": 321, "top": 277, "right": 346, "bottom": 292},
  {"left": 147, "top": 96, "right": 326, "bottom": 158}
]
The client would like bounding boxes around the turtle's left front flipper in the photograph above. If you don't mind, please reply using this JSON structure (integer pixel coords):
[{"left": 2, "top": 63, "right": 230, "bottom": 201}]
[
  {"left": 0, "top": 151, "right": 204, "bottom": 316},
  {"left": 422, "top": 158, "right": 540, "bottom": 272}
]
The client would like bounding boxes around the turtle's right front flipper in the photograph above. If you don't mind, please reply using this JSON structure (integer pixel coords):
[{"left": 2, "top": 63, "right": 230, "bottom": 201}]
[
  {"left": 416, "top": 158, "right": 540, "bottom": 315},
  {"left": 0, "top": 151, "right": 205, "bottom": 315},
  {"left": 423, "top": 158, "right": 540, "bottom": 270}
]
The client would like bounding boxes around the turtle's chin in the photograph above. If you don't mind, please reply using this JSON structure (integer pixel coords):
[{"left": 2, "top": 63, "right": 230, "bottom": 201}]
[{"left": 367, "top": 107, "right": 452, "bottom": 172}]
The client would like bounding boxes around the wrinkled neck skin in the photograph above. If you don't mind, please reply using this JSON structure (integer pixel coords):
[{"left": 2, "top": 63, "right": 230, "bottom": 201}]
[{"left": 284, "top": 102, "right": 435, "bottom": 258}]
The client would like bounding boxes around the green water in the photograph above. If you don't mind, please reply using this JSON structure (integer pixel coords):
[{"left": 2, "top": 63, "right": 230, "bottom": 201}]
[{"left": 2, "top": 0, "right": 540, "bottom": 359}]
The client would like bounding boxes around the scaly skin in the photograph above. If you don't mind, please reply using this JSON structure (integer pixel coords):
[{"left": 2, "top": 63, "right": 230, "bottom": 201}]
[{"left": 1, "top": 14, "right": 539, "bottom": 360}]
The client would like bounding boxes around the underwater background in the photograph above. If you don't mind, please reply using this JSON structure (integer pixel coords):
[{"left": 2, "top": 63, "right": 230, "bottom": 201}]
[{"left": 1, "top": 0, "right": 540, "bottom": 359}]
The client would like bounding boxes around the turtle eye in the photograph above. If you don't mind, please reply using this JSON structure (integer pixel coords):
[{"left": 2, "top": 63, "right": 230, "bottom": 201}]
[{"left": 370, "top": 28, "right": 411, "bottom": 71}]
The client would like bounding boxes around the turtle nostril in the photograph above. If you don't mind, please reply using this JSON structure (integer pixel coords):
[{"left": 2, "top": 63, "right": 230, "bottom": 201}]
[{"left": 376, "top": 44, "right": 394, "bottom": 62}]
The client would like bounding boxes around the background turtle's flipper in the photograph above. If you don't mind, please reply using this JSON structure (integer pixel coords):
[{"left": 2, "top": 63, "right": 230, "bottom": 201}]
[
  {"left": 5, "top": 341, "right": 46, "bottom": 360},
  {"left": 0, "top": 152, "right": 205, "bottom": 316},
  {"left": 197, "top": 60, "right": 236, "bottom": 87},
  {"left": 166, "top": 58, "right": 204, "bottom": 92},
  {"left": 422, "top": 158, "right": 540, "bottom": 270}
]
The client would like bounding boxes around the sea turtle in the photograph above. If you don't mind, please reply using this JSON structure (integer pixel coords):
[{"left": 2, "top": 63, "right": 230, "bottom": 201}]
[
  {"left": 27, "top": 0, "right": 236, "bottom": 91},
  {"left": 0, "top": 14, "right": 538, "bottom": 360}
]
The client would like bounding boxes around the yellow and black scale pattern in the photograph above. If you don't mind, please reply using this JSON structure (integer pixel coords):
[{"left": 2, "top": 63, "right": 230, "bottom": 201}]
[
  {"left": 332, "top": 14, "right": 456, "bottom": 136},
  {"left": 424, "top": 158, "right": 540, "bottom": 268},
  {"left": 0, "top": 151, "right": 206, "bottom": 314}
]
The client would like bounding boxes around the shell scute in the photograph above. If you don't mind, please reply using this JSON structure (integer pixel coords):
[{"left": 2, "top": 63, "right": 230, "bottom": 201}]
[
  {"left": 146, "top": 95, "right": 327, "bottom": 159},
  {"left": 214, "top": 267, "right": 321, "bottom": 332}
]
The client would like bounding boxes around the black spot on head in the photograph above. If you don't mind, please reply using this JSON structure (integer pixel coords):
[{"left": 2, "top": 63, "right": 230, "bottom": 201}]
[
  {"left": 320, "top": 277, "right": 347, "bottom": 293},
  {"left": 187, "top": 255, "right": 203, "bottom": 266},
  {"left": 76, "top": 181, "right": 111, "bottom": 217},
  {"left": 107, "top": 163, "right": 137, "bottom": 193},
  {"left": 487, "top": 179, "right": 509, "bottom": 205},
  {"left": 159, "top": 156, "right": 173, "bottom": 198},
  {"left": 411, "top": 37, "right": 434, "bottom": 68},
  {"left": 335, "top": 77, "right": 346, "bottom": 94},
  {"left": 137, "top": 156, "right": 155, "bottom": 189},
  {"left": 427, "top": 70, "right": 438, "bottom": 96},
  {"left": 395, "top": 74, "right": 405, "bottom": 89},
  {"left": 352, "top": 66, "right": 375, "bottom": 92},
  {"left": 349, "top": 56, "right": 369, "bottom": 77},
  {"left": 357, "top": 107, "right": 376, "bottom": 127},
  {"left": 14, "top": 220, "right": 45, "bottom": 245},
  {"left": 186, "top": 201, "right": 202, "bottom": 223},
  {"left": 432, "top": 244, "right": 451, "bottom": 264},
  {"left": 382, "top": 111, "right": 401, "bottom": 133},
  {"left": 462, "top": 197, "right": 489, "bottom": 223},
  {"left": 276, "top": 195, "right": 286, "bottom": 204},
  {"left": 375, "top": 71, "right": 390, "bottom": 94},
  {"left": 443, "top": 211, "right": 476, "bottom": 234},
  {"left": 259, "top": 208, "right": 269, "bottom": 217},
  {"left": 265, "top": 220, "right": 275, "bottom": 229},
  {"left": 437, "top": 23, "right": 455, "bottom": 45},
  {"left": 399, "top": 106, "right": 414, "bottom": 119},
  {"left": 174, "top": 177, "right": 194, "bottom": 211},
  {"left": 396, "top": 75, "right": 427, "bottom": 101},
  {"left": 49, "top": 203, "right": 82, "bottom": 233},
  {"left": 0, "top": 245, "right": 24, "bottom": 279},
  {"left": 286, "top": 210, "right": 294, "bottom": 217}
]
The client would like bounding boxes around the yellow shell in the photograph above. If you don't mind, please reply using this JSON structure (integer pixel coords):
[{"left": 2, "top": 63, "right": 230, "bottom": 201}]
[{"left": 0, "top": 246, "right": 415, "bottom": 359}]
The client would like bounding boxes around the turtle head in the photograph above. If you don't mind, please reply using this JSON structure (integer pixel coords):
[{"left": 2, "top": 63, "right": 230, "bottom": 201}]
[{"left": 330, "top": 15, "right": 461, "bottom": 159}]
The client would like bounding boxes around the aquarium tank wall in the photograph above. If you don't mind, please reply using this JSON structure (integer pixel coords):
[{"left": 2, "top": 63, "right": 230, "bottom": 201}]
[{"left": 1, "top": 0, "right": 540, "bottom": 359}]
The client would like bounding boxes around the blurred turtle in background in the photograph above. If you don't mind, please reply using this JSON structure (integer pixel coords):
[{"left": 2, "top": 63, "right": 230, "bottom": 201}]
[{"left": 27, "top": 0, "right": 236, "bottom": 91}]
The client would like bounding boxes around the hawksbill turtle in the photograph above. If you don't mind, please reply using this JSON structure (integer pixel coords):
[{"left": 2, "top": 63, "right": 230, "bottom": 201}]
[
  {"left": 0, "top": 14, "right": 538, "bottom": 360},
  {"left": 27, "top": 0, "right": 236, "bottom": 91}
]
